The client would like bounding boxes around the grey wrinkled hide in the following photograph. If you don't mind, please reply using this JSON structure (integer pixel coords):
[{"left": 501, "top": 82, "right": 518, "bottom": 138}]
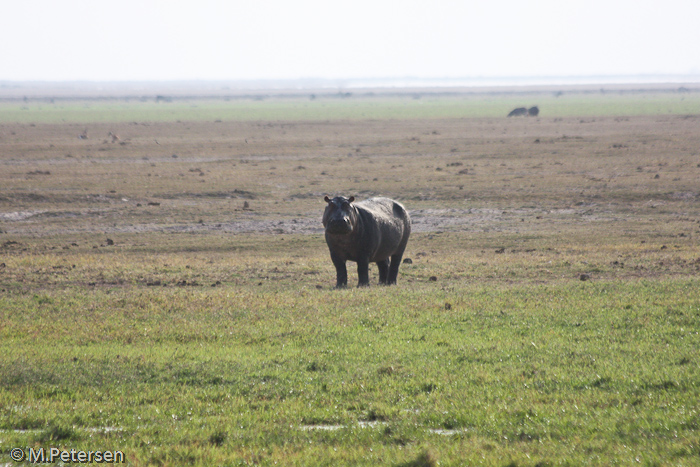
[{"left": 323, "top": 196, "right": 411, "bottom": 288}]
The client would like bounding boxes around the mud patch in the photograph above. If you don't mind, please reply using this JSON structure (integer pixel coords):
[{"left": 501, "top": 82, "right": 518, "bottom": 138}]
[
  {"left": 162, "top": 189, "right": 258, "bottom": 200},
  {"left": 410, "top": 208, "right": 506, "bottom": 233},
  {"left": 0, "top": 211, "right": 46, "bottom": 221},
  {"left": 0, "top": 206, "right": 604, "bottom": 237}
]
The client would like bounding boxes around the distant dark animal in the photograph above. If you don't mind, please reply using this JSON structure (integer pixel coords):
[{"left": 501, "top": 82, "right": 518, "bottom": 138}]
[
  {"left": 528, "top": 106, "right": 539, "bottom": 116},
  {"left": 108, "top": 131, "right": 120, "bottom": 143},
  {"left": 78, "top": 128, "right": 89, "bottom": 140},
  {"left": 323, "top": 196, "right": 411, "bottom": 287},
  {"left": 507, "top": 107, "right": 528, "bottom": 117}
]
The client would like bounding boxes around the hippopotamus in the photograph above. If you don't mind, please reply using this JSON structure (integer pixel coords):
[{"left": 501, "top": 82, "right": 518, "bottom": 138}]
[
  {"left": 322, "top": 196, "right": 411, "bottom": 288},
  {"left": 507, "top": 107, "right": 528, "bottom": 117}
]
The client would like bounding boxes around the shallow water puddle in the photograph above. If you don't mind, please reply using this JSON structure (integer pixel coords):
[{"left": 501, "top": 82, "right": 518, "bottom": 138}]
[
  {"left": 300, "top": 421, "right": 386, "bottom": 431},
  {"left": 299, "top": 424, "right": 345, "bottom": 431},
  {"left": 299, "top": 422, "right": 465, "bottom": 435},
  {"left": 428, "top": 428, "right": 468, "bottom": 436}
]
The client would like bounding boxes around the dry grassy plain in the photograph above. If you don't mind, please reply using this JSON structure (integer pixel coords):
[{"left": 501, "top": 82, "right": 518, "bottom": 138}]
[
  {"left": 2, "top": 92, "right": 700, "bottom": 285},
  {"left": 2, "top": 87, "right": 700, "bottom": 466}
]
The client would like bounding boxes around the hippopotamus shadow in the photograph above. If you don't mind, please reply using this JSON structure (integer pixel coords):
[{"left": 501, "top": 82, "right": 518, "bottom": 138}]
[{"left": 322, "top": 196, "right": 411, "bottom": 288}]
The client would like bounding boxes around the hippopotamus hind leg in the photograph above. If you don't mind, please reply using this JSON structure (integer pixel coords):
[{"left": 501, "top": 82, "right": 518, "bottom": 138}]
[
  {"left": 376, "top": 258, "right": 390, "bottom": 284},
  {"left": 387, "top": 251, "right": 405, "bottom": 284}
]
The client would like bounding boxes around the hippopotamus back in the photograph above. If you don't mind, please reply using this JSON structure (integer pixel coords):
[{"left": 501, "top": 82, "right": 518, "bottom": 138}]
[
  {"left": 508, "top": 107, "right": 528, "bottom": 117},
  {"left": 323, "top": 196, "right": 411, "bottom": 287}
]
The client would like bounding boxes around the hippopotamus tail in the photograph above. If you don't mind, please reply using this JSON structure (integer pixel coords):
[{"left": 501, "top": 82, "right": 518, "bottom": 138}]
[{"left": 389, "top": 199, "right": 411, "bottom": 251}]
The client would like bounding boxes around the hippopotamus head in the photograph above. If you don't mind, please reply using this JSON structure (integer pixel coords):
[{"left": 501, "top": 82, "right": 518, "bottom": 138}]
[{"left": 323, "top": 196, "right": 356, "bottom": 235}]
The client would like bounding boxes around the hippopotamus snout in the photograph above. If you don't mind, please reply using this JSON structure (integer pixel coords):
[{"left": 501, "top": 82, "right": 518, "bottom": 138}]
[{"left": 325, "top": 216, "right": 353, "bottom": 234}]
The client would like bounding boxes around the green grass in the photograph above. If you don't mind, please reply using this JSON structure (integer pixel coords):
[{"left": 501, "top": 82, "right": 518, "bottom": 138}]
[
  {"left": 2, "top": 278, "right": 700, "bottom": 466},
  {"left": 2, "top": 90, "right": 699, "bottom": 124},
  {"left": 1, "top": 232, "right": 699, "bottom": 466},
  {"left": 5, "top": 282, "right": 700, "bottom": 466}
]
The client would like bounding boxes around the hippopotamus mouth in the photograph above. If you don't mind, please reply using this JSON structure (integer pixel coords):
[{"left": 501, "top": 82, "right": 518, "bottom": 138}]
[{"left": 325, "top": 219, "right": 353, "bottom": 235}]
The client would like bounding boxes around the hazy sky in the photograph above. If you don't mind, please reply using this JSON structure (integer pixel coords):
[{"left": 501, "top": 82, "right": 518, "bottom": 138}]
[{"left": 3, "top": 0, "right": 699, "bottom": 83}]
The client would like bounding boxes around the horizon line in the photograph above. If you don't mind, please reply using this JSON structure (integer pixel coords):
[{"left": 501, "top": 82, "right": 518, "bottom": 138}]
[{"left": 2, "top": 73, "right": 700, "bottom": 86}]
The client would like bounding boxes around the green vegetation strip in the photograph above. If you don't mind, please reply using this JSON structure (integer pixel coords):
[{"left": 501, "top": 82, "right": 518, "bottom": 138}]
[
  {"left": 1, "top": 91, "right": 699, "bottom": 123},
  {"left": 2, "top": 278, "right": 698, "bottom": 466}
]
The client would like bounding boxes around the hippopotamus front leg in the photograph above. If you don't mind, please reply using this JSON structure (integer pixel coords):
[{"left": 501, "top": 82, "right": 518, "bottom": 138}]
[
  {"left": 330, "top": 252, "right": 348, "bottom": 288},
  {"left": 356, "top": 257, "right": 371, "bottom": 287},
  {"left": 377, "top": 258, "right": 390, "bottom": 285}
]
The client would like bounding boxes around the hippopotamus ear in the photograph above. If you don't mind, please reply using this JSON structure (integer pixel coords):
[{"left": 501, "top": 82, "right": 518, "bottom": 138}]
[
  {"left": 348, "top": 196, "right": 355, "bottom": 203},
  {"left": 324, "top": 196, "right": 331, "bottom": 203}
]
